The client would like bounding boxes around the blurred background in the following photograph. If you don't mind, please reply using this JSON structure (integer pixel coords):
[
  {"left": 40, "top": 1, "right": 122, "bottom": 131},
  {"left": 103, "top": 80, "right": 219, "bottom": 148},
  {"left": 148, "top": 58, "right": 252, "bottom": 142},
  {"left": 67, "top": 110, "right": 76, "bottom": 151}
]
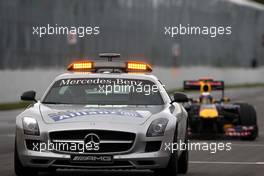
[{"left": 0, "top": 0, "right": 264, "bottom": 102}]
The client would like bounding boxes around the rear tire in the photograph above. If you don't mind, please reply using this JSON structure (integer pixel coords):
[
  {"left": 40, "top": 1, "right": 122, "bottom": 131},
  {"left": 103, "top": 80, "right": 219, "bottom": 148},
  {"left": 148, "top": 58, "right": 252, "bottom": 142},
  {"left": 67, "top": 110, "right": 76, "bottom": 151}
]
[
  {"left": 236, "top": 103, "right": 258, "bottom": 140},
  {"left": 14, "top": 142, "right": 38, "bottom": 176}
]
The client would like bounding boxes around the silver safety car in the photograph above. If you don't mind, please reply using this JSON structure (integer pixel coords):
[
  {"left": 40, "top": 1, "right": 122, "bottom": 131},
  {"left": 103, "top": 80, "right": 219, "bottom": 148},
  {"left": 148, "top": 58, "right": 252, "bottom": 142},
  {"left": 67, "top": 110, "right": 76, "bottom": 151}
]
[{"left": 15, "top": 53, "right": 189, "bottom": 176}]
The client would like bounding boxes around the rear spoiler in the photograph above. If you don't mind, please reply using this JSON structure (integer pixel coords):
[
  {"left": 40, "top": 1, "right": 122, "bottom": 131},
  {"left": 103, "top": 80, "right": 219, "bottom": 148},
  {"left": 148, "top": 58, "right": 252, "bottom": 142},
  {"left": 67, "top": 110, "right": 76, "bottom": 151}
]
[{"left": 183, "top": 80, "right": 225, "bottom": 91}]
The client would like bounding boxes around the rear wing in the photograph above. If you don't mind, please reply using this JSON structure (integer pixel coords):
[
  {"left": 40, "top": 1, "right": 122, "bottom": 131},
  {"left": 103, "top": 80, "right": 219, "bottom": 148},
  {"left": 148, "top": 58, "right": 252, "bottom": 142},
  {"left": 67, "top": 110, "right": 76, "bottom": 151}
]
[{"left": 183, "top": 80, "right": 225, "bottom": 91}]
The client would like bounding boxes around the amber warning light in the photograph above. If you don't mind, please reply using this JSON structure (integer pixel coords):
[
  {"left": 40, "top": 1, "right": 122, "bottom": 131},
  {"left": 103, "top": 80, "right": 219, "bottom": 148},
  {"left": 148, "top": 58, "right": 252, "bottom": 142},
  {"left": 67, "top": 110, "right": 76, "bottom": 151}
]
[
  {"left": 67, "top": 61, "right": 93, "bottom": 71},
  {"left": 126, "top": 61, "right": 152, "bottom": 72}
]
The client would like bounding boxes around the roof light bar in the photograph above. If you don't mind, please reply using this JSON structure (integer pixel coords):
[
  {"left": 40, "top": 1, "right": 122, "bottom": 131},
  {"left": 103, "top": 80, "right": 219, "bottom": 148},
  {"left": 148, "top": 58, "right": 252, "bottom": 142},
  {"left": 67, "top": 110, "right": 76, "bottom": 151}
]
[{"left": 67, "top": 59, "right": 152, "bottom": 73}]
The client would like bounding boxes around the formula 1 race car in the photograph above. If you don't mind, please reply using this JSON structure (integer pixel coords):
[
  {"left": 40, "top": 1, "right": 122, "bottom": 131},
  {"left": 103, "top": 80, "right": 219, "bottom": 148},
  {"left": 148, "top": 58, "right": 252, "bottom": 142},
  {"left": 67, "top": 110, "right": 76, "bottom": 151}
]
[{"left": 183, "top": 78, "right": 258, "bottom": 140}]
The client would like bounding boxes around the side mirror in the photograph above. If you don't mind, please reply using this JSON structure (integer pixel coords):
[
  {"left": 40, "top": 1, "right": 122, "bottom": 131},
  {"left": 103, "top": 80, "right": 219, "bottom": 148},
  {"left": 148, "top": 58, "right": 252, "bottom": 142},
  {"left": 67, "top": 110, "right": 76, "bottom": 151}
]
[
  {"left": 21, "top": 91, "right": 37, "bottom": 102},
  {"left": 172, "top": 93, "right": 189, "bottom": 103}
]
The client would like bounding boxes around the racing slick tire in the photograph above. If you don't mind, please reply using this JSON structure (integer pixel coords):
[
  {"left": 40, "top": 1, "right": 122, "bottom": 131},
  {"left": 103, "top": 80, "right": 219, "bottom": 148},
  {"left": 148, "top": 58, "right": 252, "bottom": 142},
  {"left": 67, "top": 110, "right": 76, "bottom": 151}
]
[
  {"left": 236, "top": 103, "right": 258, "bottom": 141},
  {"left": 14, "top": 142, "right": 38, "bottom": 176}
]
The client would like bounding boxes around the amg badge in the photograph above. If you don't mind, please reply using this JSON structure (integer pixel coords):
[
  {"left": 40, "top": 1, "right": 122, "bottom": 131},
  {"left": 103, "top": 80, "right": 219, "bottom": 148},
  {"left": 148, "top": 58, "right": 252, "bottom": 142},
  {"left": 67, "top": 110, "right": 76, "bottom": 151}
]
[{"left": 71, "top": 155, "right": 113, "bottom": 163}]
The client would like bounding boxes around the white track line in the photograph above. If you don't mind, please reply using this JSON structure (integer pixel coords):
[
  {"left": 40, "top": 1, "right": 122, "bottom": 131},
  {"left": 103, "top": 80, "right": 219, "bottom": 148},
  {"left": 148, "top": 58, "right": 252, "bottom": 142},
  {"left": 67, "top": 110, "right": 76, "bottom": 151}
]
[{"left": 190, "top": 161, "right": 264, "bottom": 165}]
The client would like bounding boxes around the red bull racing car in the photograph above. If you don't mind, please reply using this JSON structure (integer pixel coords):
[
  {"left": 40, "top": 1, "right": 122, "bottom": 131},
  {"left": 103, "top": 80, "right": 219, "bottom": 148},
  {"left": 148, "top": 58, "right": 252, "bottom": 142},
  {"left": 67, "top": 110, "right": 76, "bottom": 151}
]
[{"left": 183, "top": 78, "right": 258, "bottom": 140}]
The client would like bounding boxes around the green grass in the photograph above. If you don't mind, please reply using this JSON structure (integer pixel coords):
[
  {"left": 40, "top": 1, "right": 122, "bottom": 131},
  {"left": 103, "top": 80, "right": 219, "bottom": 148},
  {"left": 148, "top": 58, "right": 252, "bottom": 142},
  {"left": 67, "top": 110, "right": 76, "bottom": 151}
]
[
  {"left": 0, "top": 101, "right": 32, "bottom": 111},
  {"left": 1, "top": 83, "right": 264, "bottom": 111}
]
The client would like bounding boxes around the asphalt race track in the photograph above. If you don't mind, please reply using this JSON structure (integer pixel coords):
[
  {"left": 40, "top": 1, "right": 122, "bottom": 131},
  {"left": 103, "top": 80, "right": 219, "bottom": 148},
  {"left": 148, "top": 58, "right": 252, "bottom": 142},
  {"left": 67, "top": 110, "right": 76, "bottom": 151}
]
[{"left": 0, "top": 88, "right": 263, "bottom": 176}]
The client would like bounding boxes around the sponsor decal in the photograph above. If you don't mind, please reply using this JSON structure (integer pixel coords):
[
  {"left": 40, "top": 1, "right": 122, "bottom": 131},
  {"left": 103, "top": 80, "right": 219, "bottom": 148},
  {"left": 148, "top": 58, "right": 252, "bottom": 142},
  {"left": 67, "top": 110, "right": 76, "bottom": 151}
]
[
  {"left": 48, "top": 109, "right": 143, "bottom": 121},
  {"left": 56, "top": 78, "right": 144, "bottom": 87}
]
